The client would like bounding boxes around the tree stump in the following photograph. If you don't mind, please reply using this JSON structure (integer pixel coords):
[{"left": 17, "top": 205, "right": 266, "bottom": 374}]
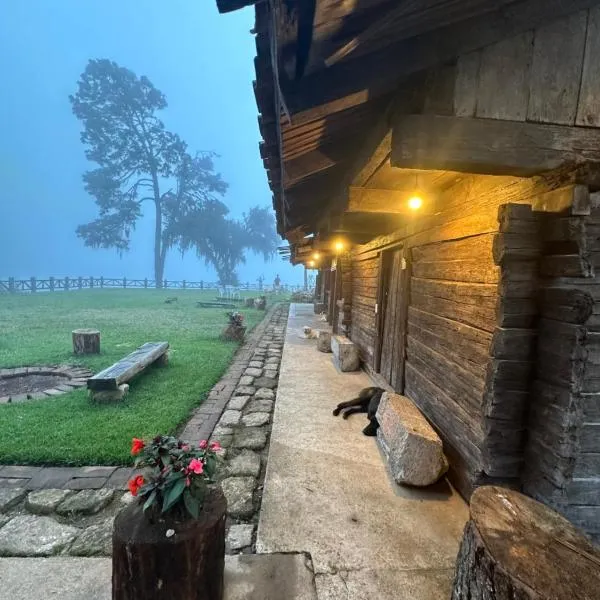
[
  {"left": 244, "top": 298, "right": 254, "bottom": 308},
  {"left": 220, "top": 325, "right": 246, "bottom": 342},
  {"left": 72, "top": 329, "right": 100, "bottom": 355},
  {"left": 452, "top": 486, "right": 600, "bottom": 600},
  {"left": 113, "top": 486, "right": 227, "bottom": 600}
]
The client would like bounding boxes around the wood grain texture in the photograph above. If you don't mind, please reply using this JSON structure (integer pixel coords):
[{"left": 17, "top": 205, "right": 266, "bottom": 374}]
[
  {"left": 577, "top": 7, "right": 600, "bottom": 126},
  {"left": 454, "top": 51, "right": 480, "bottom": 117}
]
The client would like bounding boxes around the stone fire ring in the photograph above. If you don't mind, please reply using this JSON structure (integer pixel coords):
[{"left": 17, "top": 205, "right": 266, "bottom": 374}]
[{"left": 0, "top": 366, "right": 93, "bottom": 405}]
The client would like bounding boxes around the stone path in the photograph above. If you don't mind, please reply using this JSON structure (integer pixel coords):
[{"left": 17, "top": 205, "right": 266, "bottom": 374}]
[{"left": 0, "top": 303, "right": 288, "bottom": 558}]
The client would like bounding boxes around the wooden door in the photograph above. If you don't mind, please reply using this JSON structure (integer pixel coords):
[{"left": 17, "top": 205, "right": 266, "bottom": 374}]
[{"left": 377, "top": 247, "right": 410, "bottom": 392}]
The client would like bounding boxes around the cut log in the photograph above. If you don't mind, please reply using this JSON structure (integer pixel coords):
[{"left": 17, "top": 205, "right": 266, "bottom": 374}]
[
  {"left": 113, "top": 486, "right": 227, "bottom": 600},
  {"left": 316, "top": 330, "right": 332, "bottom": 353},
  {"left": 72, "top": 329, "right": 100, "bottom": 355},
  {"left": 452, "top": 486, "right": 600, "bottom": 600}
]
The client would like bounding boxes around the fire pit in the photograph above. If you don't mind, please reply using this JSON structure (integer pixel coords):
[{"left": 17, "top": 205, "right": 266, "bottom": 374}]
[{"left": 0, "top": 366, "right": 92, "bottom": 403}]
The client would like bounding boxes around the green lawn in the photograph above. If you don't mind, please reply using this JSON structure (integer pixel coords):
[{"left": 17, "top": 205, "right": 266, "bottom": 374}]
[{"left": 0, "top": 289, "right": 268, "bottom": 466}]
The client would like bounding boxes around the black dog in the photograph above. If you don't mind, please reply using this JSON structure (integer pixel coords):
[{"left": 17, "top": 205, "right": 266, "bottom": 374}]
[{"left": 332, "top": 387, "right": 385, "bottom": 436}]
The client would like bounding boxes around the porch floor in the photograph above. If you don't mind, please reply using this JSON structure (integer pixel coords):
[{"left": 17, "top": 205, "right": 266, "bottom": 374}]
[{"left": 257, "top": 304, "right": 469, "bottom": 599}]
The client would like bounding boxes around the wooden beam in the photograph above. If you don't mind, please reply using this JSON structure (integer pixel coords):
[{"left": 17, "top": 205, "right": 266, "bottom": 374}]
[
  {"left": 283, "top": 148, "right": 342, "bottom": 187},
  {"left": 347, "top": 187, "right": 435, "bottom": 214},
  {"left": 216, "top": 0, "right": 260, "bottom": 13},
  {"left": 391, "top": 114, "right": 600, "bottom": 177},
  {"left": 282, "top": 0, "right": 600, "bottom": 116},
  {"left": 352, "top": 131, "right": 392, "bottom": 187}
]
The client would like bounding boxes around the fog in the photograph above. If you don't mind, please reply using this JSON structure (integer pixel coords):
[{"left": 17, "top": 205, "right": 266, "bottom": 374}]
[{"left": 0, "top": 1, "right": 301, "bottom": 287}]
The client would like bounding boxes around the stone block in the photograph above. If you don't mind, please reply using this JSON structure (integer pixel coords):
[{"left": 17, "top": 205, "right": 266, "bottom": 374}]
[
  {"left": 226, "top": 450, "right": 261, "bottom": 478},
  {"left": 331, "top": 335, "right": 359, "bottom": 372},
  {"left": 238, "top": 376, "right": 254, "bottom": 387},
  {"left": 255, "top": 388, "right": 274, "bottom": 400},
  {"left": 90, "top": 383, "right": 129, "bottom": 403},
  {"left": 221, "top": 477, "right": 255, "bottom": 519},
  {"left": 232, "top": 427, "right": 268, "bottom": 450},
  {"left": 226, "top": 524, "right": 254, "bottom": 552},
  {"left": 0, "top": 515, "right": 79, "bottom": 556},
  {"left": 25, "top": 489, "right": 74, "bottom": 514},
  {"left": 241, "top": 412, "right": 270, "bottom": 427},
  {"left": 376, "top": 393, "right": 448, "bottom": 487},
  {"left": 219, "top": 410, "right": 242, "bottom": 427},
  {"left": 56, "top": 489, "right": 115, "bottom": 516},
  {"left": 69, "top": 518, "right": 113, "bottom": 556},
  {"left": 0, "top": 488, "right": 26, "bottom": 512},
  {"left": 316, "top": 330, "right": 332, "bottom": 353}
]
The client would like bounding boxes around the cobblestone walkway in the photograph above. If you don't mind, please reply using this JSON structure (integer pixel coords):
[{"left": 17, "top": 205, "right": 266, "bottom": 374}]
[{"left": 0, "top": 303, "right": 288, "bottom": 557}]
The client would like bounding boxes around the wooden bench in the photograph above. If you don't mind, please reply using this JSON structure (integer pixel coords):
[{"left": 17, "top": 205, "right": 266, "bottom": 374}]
[
  {"left": 196, "top": 301, "right": 237, "bottom": 309},
  {"left": 88, "top": 341, "right": 169, "bottom": 402}
]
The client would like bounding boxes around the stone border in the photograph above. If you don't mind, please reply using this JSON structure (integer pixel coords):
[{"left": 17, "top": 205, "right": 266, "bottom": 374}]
[{"left": 0, "top": 365, "right": 92, "bottom": 404}]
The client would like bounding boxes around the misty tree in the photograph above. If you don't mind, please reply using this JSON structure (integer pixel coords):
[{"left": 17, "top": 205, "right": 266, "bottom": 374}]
[{"left": 70, "top": 59, "right": 227, "bottom": 284}]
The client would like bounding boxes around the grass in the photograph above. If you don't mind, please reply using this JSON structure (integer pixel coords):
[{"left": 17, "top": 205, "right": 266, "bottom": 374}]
[{"left": 0, "top": 289, "right": 270, "bottom": 466}]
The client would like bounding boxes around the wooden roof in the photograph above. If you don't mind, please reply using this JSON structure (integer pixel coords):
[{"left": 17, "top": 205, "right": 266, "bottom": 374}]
[{"left": 215, "top": 0, "right": 598, "bottom": 244}]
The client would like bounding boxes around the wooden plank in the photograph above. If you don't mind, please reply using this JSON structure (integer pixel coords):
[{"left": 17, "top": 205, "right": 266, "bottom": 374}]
[
  {"left": 476, "top": 32, "right": 532, "bottom": 121},
  {"left": 541, "top": 287, "right": 595, "bottom": 324},
  {"left": 352, "top": 131, "right": 392, "bottom": 187},
  {"left": 528, "top": 11, "right": 588, "bottom": 126},
  {"left": 393, "top": 114, "right": 600, "bottom": 176},
  {"left": 347, "top": 187, "right": 435, "bottom": 214},
  {"left": 454, "top": 51, "right": 481, "bottom": 117},
  {"left": 490, "top": 328, "right": 537, "bottom": 360},
  {"left": 411, "top": 278, "right": 497, "bottom": 307},
  {"left": 380, "top": 250, "right": 402, "bottom": 384},
  {"left": 412, "top": 234, "right": 494, "bottom": 263},
  {"left": 215, "top": 0, "right": 258, "bottom": 13},
  {"left": 533, "top": 185, "right": 591, "bottom": 215},
  {"left": 540, "top": 255, "right": 594, "bottom": 278},
  {"left": 577, "top": 7, "right": 600, "bottom": 126},
  {"left": 412, "top": 259, "right": 499, "bottom": 284},
  {"left": 88, "top": 342, "right": 169, "bottom": 390}
]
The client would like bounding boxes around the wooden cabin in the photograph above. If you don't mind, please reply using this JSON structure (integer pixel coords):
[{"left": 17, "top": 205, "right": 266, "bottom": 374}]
[{"left": 215, "top": 0, "right": 600, "bottom": 544}]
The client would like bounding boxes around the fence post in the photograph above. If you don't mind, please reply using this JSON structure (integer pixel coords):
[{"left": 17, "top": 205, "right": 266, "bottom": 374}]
[
  {"left": 8, "top": 277, "right": 14, "bottom": 293},
  {"left": 182, "top": 280, "right": 186, "bottom": 290},
  {"left": 65, "top": 276, "right": 70, "bottom": 291},
  {"left": 100, "top": 276, "right": 104, "bottom": 289},
  {"left": 90, "top": 276, "right": 94, "bottom": 289},
  {"left": 144, "top": 278, "right": 148, "bottom": 288},
  {"left": 30, "top": 277, "right": 36, "bottom": 293},
  {"left": 200, "top": 280, "right": 204, "bottom": 290},
  {"left": 164, "top": 279, "right": 167, "bottom": 289},
  {"left": 123, "top": 277, "right": 127, "bottom": 289},
  {"left": 78, "top": 276, "right": 83, "bottom": 290},
  {"left": 49, "top": 276, "right": 55, "bottom": 291}
]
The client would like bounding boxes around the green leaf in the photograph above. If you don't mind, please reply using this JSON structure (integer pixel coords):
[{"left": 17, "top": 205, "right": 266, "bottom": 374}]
[
  {"left": 162, "top": 477, "right": 187, "bottom": 513},
  {"left": 183, "top": 489, "right": 200, "bottom": 519},
  {"left": 143, "top": 489, "right": 157, "bottom": 512}
]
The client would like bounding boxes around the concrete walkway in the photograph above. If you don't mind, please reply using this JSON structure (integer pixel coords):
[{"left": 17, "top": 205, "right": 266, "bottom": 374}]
[{"left": 257, "top": 304, "right": 469, "bottom": 599}]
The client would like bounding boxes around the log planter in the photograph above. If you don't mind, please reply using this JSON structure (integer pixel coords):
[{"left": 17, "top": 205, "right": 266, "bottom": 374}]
[
  {"left": 452, "top": 486, "right": 600, "bottom": 600},
  {"left": 220, "top": 324, "right": 246, "bottom": 342},
  {"left": 72, "top": 328, "right": 101, "bottom": 355},
  {"left": 113, "top": 487, "right": 227, "bottom": 600}
]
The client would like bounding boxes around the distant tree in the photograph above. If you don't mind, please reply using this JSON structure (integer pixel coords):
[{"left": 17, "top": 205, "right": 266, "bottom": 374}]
[{"left": 70, "top": 59, "right": 227, "bottom": 284}]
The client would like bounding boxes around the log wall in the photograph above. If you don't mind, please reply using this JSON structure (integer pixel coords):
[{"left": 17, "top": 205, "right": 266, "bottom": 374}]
[{"left": 351, "top": 253, "right": 379, "bottom": 368}]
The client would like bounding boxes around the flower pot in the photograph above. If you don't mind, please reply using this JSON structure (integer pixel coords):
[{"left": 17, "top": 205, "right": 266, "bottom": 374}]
[{"left": 112, "top": 486, "right": 227, "bottom": 600}]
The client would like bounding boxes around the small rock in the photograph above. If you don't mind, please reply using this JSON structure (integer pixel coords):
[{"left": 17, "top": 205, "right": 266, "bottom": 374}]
[
  {"left": 255, "top": 388, "right": 275, "bottom": 400},
  {"left": 267, "top": 349, "right": 281, "bottom": 356},
  {"left": 56, "top": 489, "right": 115, "bottom": 516},
  {"left": 242, "top": 412, "right": 270, "bottom": 427},
  {"left": 248, "top": 361, "right": 263, "bottom": 369},
  {"left": 221, "top": 477, "right": 255, "bottom": 519},
  {"left": 69, "top": 518, "right": 113, "bottom": 556},
  {"left": 235, "top": 386, "right": 256, "bottom": 397},
  {"left": 253, "top": 349, "right": 266, "bottom": 356},
  {"left": 219, "top": 410, "right": 242, "bottom": 427},
  {"left": 265, "top": 357, "right": 280, "bottom": 365},
  {"left": 238, "top": 376, "right": 254, "bottom": 387},
  {"left": 226, "top": 450, "right": 261, "bottom": 478},
  {"left": 244, "top": 367, "right": 263, "bottom": 378},
  {"left": 253, "top": 377, "right": 277, "bottom": 390},
  {"left": 232, "top": 427, "right": 268, "bottom": 450},
  {"left": 226, "top": 524, "right": 254, "bottom": 552},
  {"left": 263, "top": 369, "right": 278, "bottom": 379},
  {"left": 245, "top": 398, "right": 274, "bottom": 413},
  {"left": 0, "top": 488, "right": 26, "bottom": 512},
  {"left": 25, "top": 489, "right": 74, "bottom": 515},
  {"left": 0, "top": 515, "right": 79, "bottom": 556},
  {"left": 120, "top": 492, "right": 136, "bottom": 505},
  {"left": 228, "top": 396, "right": 250, "bottom": 411}
]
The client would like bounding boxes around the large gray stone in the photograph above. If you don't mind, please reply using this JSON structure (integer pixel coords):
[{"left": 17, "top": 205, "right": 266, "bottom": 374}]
[
  {"left": 376, "top": 393, "right": 449, "bottom": 487},
  {"left": 263, "top": 369, "right": 278, "bottom": 379},
  {"left": 235, "top": 386, "right": 256, "bottom": 396},
  {"left": 242, "top": 412, "right": 271, "bottom": 427},
  {"left": 26, "top": 489, "right": 74, "bottom": 515},
  {"left": 221, "top": 477, "right": 255, "bottom": 519},
  {"left": 248, "top": 361, "right": 263, "bottom": 369},
  {"left": 0, "top": 515, "right": 12, "bottom": 528},
  {"left": 220, "top": 410, "right": 242, "bottom": 427},
  {"left": 0, "top": 515, "right": 79, "bottom": 556},
  {"left": 69, "top": 519, "right": 113, "bottom": 556},
  {"left": 331, "top": 335, "right": 359, "bottom": 372},
  {"left": 244, "top": 367, "right": 263, "bottom": 378},
  {"left": 228, "top": 396, "right": 250, "bottom": 411},
  {"left": 226, "top": 524, "right": 254, "bottom": 552},
  {"left": 56, "top": 489, "right": 116, "bottom": 516},
  {"left": 233, "top": 427, "right": 268, "bottom": 450},
  {"left": 245, "top": 398, "right": 274, "bottom": 413},
  {"left": 253, "top": 377, "right": 277, "bottom": 390},
  {"left": 255, "top": 388, "right": 275, "bottom": 400},
  {"left": 238, "top": 376, "right": 254, "bottom": 387},
  {"left": 265, "top": 357, "right": 280, "bottom": 365},
  {"left": 0, "top": 488, "right": 26, "bottom": 512},
  {"left": 226, "top": 450, "right": 261, "bottom": 478}
]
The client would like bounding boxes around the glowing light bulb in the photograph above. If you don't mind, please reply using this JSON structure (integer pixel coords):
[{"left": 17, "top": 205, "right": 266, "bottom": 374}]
[
  {"left": 313, "top": 252, "right": 320, "bottom": 260},
  {"left": 334, "top": 241, "right": 344, "bottom": 252},
  {"left": 408, "top": 195, "right": 423, "bottom": 210},
  {"left": 308, "top": 260, "right": 315, "bottom": 267}
]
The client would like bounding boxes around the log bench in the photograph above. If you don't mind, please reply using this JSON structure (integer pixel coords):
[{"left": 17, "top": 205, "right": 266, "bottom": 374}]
[
  {"left": 331, "top": 335, "right": 359, "bottom": 371},
  {"left": 87, "top": 341, "right": 169, "bottom": 402},
  {"left": 452, "top": 486, "right": 600, "bottom": 600},
  {"left": 196, "top": 301, "right": 237, "bottom": 309}
]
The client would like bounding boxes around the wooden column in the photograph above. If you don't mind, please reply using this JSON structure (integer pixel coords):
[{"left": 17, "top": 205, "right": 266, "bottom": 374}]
[{"left": 72, "top": 329, "right": 101, "bottom": 355}]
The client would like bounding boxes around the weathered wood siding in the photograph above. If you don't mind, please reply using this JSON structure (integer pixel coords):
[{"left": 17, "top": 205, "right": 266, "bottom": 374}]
[{"left": 351, "top": 254, "right": 379, "bottom": 367}]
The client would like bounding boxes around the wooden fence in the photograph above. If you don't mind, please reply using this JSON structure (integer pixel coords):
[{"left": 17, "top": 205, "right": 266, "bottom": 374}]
[{"left": 0, "top": 277, "right": 303, "bottom": 294}]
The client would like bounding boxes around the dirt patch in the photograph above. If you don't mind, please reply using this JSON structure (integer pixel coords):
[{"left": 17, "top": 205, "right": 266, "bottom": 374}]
[{"left": 0, "top": 373, "right": 69, "bottom": 396}]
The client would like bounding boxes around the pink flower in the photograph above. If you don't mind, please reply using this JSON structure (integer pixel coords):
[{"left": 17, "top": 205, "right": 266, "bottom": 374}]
[
  {"left": 182, "top": 444, "right": 190, "bottom": 451},
  {"left": 188, "top": 458, "right": 204, "bottom": 475},
  {"left": 210, "top": 441, "right": 221, "bottom": 451},
  {"left": 199, "top": 440, "right": 208, "bottom": 449}
]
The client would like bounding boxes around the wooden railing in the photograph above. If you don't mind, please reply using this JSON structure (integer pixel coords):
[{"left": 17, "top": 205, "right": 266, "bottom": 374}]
[{"left": 0, "top": 277, "right": 303, "bottom": 294}]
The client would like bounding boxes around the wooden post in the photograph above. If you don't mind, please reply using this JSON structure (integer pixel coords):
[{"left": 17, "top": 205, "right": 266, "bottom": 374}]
[
  {"left": 123, "top": 277, "right": 127, "bottom": 289},
  {"left": 49, "top": 276, "right": 55, "bottom": 292},
  {"left": 30, "top": 277, "right": 36, "bottom": 293},
  {"left": 164, "top": 279, "right": 167, "bottom": 289},
  {"left": 182, "top": 280, "right": 186, "bottom": 289},
  {"left": 90, "top": 276, "right": 94, "bottom": 289},
  {"left": 78, "top": 276, "right": 83, "bottom": 290},
  {"left": 72, "top": 329, "right": 101, "bottom": 355},
  {"left": 65, "top": 276, "right": 70, "bottom": 291},
  {"left": 112, "top": 488, "right": 226, "bottom": 600},
  {"left": 452, "top": 486, "right": 600, "bottom": 600},
  {"left": 100, "top": 276, "right": 104, "bottom": 289},
  {"left": 200, "top": 280, "right": 204, "bottom": 290}
]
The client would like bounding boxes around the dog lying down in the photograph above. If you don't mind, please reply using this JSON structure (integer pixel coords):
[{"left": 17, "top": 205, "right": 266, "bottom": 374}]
[{"left": 332, "top": 387, "right": 385, "bottom": 436}]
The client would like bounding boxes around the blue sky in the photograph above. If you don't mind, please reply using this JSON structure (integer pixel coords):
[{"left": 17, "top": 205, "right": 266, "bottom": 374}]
[{"left": 0, "top": 1, "right": 300, "bottom": 284}]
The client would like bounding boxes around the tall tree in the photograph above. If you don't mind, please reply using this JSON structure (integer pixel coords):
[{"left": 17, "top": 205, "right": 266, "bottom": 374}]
[{"left": 70, "top": 59, "right": 227, "bottom": 284}]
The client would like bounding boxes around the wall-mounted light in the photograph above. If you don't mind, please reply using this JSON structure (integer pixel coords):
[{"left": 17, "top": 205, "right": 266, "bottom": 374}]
[
  {"left": 313, "top": 252, "right": 321, "bottom": 260},
  {"left": 308, "top": 260, "right": 315, "bottom": 268},
  {"left": 334, "top": 240, "right": 344, "bottom": 253},
  {"left": 408, "top": 195, "right": 423, "bottom": 210}
]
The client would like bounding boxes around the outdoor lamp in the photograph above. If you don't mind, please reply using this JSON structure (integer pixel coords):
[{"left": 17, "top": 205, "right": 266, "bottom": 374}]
[
  {"left": 408, "top": 195, "right": 423, "bottom": 210},
  {"left": 334, "top": 240, "right": 344, "bottom": 252}
]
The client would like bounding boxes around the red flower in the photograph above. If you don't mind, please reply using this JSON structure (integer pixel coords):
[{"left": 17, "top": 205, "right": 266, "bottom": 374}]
[
  {"left": 128, "top": 475, "right": 145, "bottom": 497},
  {"left": 199, "top": 440, "right": 208, "bottom": 449},
  {"left": 188, "top": 458, "right": 204, "bottom": 474},
  {"left": 131, "top": 438, "right": 145, "bottom": 456},
  {"left": 209, "top": 441, "right": 221, "bottom": 451}
]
